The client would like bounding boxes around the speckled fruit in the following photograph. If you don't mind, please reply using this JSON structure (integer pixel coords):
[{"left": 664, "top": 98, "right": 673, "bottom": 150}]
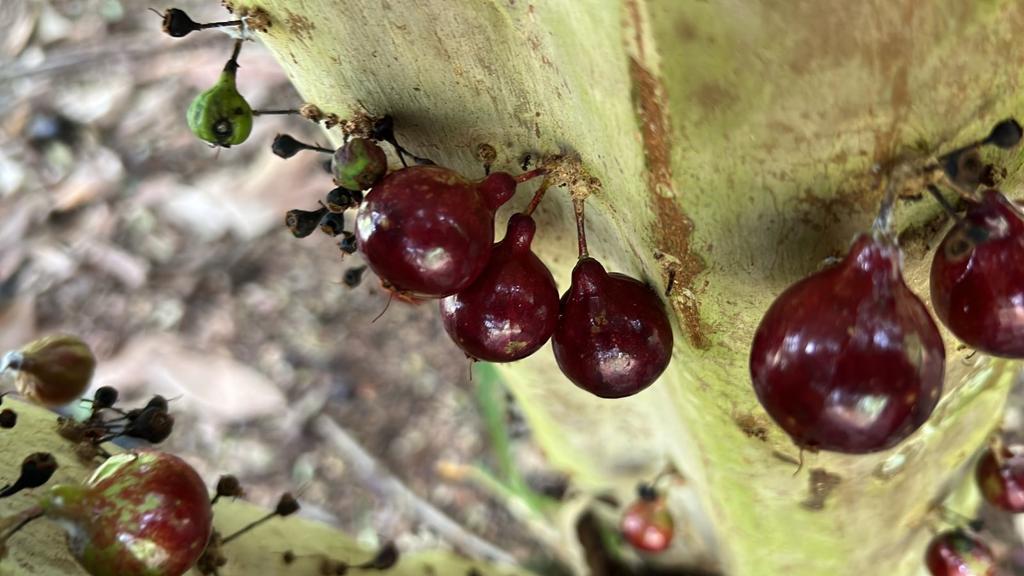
[
  {"left": 40, "top": 452, "right": 213, "bottom": 576},
  {"left": 931, "top": 189, "right": 1024, "bottom": 358},
  {"left": 552, "top": 257, "right": 673, "bottom": 398},
  {"left": 332, "top": 138, "right": 388, "bottom": 191},
  {"left": 976, "top": 445, "right": 1024, "bottom": 512},
  {"left": 355, "top": 166, "right": 517, "bottom": 297},
  {"left": 620, "top": 492, "right": 674, "bottom": 553},
  {"left": 750, "top": 234, "right": 945, "bottom": 454},
  {"left": 8, "top": 334, "right": 95, "bottom": 406},
  {"left": 440, "top": 213, "right": 558, "bottom": 362},
  {"left": 925, "top": 530, "right": 995, "bottom": 576}
]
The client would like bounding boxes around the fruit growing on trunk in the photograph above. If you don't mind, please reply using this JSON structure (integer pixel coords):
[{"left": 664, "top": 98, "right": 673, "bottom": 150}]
[
  {"left": 552, "top": 257, "right": 674, "bottom": 398},
  {"left": 750, "top": 234, "right": 945, "bottom": 453},
  {"left": 355, "top": 166, "right": 518, "bottom": 297},
  {"left": 4, "top": 334, "right": 95, "bottom": 407},
  {"left": 440, "top": 213, "right": 559, "bottom": 362},
  {"left": 924, "top": 529, "right": 995, "bottom": 576},
  {"left": 620, "top": 484, "right": 674, "bottom": 553},
  {"left": 930, "top": 189, "right": 1024, "bottom": 358},
  {"left": 332, "top": 138, "right": 388, "bottom": 191},
  {"left": 40, "top": 451, "right": 213, "bottom": 576},
  {"left": 975, "top": 445, "right": 1024, "bottom": 512}
]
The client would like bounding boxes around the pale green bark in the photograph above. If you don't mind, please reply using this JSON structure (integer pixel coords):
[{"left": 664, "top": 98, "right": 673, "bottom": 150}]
[{"left": 233, "top": 1, "right": 1024, "bottom": 575}]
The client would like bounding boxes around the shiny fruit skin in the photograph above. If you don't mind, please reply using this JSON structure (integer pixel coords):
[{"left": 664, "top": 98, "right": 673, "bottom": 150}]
[
  {"left": 440, "top": 213, "right": 559, "bottom": 362},
  {"left": 12, "top": 333, "right": 96, "bottom": 406},
  {"left": 355, "top": 166, "right": 516, "bottom": 297},
  {"left": 552, "top": 258, "right": 673, "bottom": 398},
  {"left": 41, "top": 451, "right": 213, "bottom": 576},
  {"left": 749, "top": 234, "right": 945, "bottom": 454},
  {"left": 186, "top": 68, "right": 252, "bottom": 148},
  {"left": 930, "top": 189, "right": 1024, "bottom": 357},
  {"left": 332, "top": 138, "right": 388, "bottom": 190},
  {"left": 975, "top": 445, "right": 1024, "bottom": 512},
  {"left": 925, "top": 530, "right": 995, "bottom": 576},
  {"left": 620, "top": 497, "right": 674, "bottom": 553}
]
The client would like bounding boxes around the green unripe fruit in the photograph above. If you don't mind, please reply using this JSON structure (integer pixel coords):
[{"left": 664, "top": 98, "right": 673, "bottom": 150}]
[
  {"left": 187, "top": 64, "right": 253, "bottom": 148},
  {"left": 332, "top": 138, "right": 388, "bottom": 190}
]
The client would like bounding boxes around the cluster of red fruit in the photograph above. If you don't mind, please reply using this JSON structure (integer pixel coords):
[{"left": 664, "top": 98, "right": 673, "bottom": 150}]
[
  {"left": 276, "top": 121, "right": 675, "bottom": 399},
  {"left": 750, "top": 119, "right": 1024, "bottom": 456}
]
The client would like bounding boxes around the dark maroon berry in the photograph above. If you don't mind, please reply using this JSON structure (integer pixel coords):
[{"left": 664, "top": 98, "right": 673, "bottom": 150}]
[
  {"left": 0, "top": 409, "right": 16, "bottom": 429},
  {"left": 332, "top": 138, "right": 388, "bottom": 191},
  {"left": 976, "top": 445, "right": 1024, "bottom": 512},
  {"left": 931, "top": 189, "right": 1024, "bottom": 357},
  {"left": 620, "top": 485, "right": 673, "bottom": 553},
  {"left": 440, "top": 214, "right": 558, "bottom": 362},
  {"left": 354, "top": 166, "right": 518, "bottom": 297},
  {"left": 925, "top": 530, "right": 995, "bottom": 576},
  {"left": 92, "top": 386, "right": 119, "bottom": 410},
  {"left": 552, "top": 257, "right": 673, "bottom": 398},
  {"left": 750, "top": 234, "right": 945, "bottom": 453}
]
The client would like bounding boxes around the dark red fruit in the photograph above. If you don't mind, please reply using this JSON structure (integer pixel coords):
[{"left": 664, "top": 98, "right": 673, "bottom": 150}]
[
  {"left": 552, "top": 258, "right": 673, "bottom": 398},
  {"left": 931, "top": 189, "right": 1024, "bottom": 358},
  {"left": 976, "top": 445, "right": 1024, "bottom": 512},
  {"left": 750, "top": 234, "right": 945, "bottom": 454},
  {"left": 620, "top": 487, "right": 674, "bottom": 553},
  {"left": 355, "top": 166, "right": 517, "bottom": 297},
  {"left": 40, "top": 451, "right": 213, "bottom": 576},
  {"left": 925, "top": 530, "right": 995, "bottom": 576},
  {"left": 440, "top": 213, "right": 558, "bottom": 362}
]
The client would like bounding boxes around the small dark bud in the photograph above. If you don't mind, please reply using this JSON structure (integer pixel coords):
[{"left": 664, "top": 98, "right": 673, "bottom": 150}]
[
  {"left": 357, "top": 542, "right": 399, "bottom": 570},
  {"left": 20, "top": 453, "right": 57, "bottom": 489},
  {"left": 343, "top": 266, "right": 367, "bottom": 288},
  {"left": 319, "top": 212, "right": 345, "bottom": 237},
  {"left": 325, "top": 187, "right": 357, "bottom": 212},
  {"left": 161, "top": 8, "right": 201, "bottom": 38},
  {"left": 984, "top": 119, "right": 1023, "bottom": 149},
  {"left": 92, "top": 386, "right": 119, "bottom": 410},
  {"left": 335, "top": 564, "right": 349, "bottom": 575},
  {"left": 216, "top": 475, "right": 245, "bottom": 499},
  {"left": 370, "top": 115, "right": 395, "bottom": 144},
  {"left": 282, "top": 550, "right": 296, "bottom": 565},
  {"left": 338, "top": 232, "right": 357, "bottom": 255},
  {"left": 146, "top": 394, "right": 170, "bottom": 413},
  {"left": 637, "top": 482, "right": 658, "bottom": 502},
  {"left": 0, "top": 409, "right": 16, "bottom": 429},
  {"left": 125, "top": 408, "right": 175, "bottom": 444},
  {"left": 286, "top": 207, "right": 329, "bottom": 238},
  {"left": 349, "top": 189, "right": 363, "bottom": 204},
  {"left": 272, "top": 134, "right": 308, "bottom": 159},
  {"left": 275, "top": 492, "right": 300, "bottom": 516}
]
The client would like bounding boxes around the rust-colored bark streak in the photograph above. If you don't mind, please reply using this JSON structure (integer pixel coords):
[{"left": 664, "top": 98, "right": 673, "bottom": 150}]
[{"left": 628, "top": 57, "right": 709, "bottom": 349}]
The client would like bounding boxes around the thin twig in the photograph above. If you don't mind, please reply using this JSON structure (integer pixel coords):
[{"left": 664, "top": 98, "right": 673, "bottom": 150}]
[{"left": 314, "top": 416, "right": 518, "bottom": 565}]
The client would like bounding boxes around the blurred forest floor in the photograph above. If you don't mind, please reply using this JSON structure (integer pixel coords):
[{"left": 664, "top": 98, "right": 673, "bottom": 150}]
[{"left": 0, "top": 0, "right": 555, "bottom": 565}]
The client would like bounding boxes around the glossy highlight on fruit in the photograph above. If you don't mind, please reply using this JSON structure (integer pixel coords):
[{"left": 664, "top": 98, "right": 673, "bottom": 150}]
[
  {"left": 620, "top": 488, "right": 674, "bottom": 553},
  {"left": 355, "top": 165, "right": 517, "bottom": 297},
  {"left": 931, "top": 189, "right": 1024, "bottom": 358},
  {"left": 440, "top": 213, "right": 559, "bottom": 362},
  {"left": 41, "top": 451, "right": 213, "bottom": 576},
  {"left": 552, "top": 257, "right": 673, "bottom": 398},
  {"left": 7, "top": 333, "right": 95, "bottom": 406},
  {"left": 976, "top": 445, "right": 1024, "bottom": 512},
  {"left": 925, "top": 530, "right": 995, "bottom": 576},
  {"left": 332, "top": 138, "right": 388, "bottom": 190},
  {"left": 187, "top": 62, "right": 252, "bottom": 148},
  {"left": 750, "top": 234, "right": 945, "bottom": 454}
]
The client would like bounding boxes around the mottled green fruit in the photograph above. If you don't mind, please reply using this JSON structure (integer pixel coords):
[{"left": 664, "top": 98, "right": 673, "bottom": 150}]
[
  {"left": 332, "top": 138, "right": 388, "bottom": 190},
  {"left": 186, "top": 68, "right": 253, "bottom": 147}
]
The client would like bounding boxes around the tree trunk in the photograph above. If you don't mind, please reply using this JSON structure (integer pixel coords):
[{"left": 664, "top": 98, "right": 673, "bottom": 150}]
[{"left": 238, "top": 1, "right": 1024, "bottom": 574}]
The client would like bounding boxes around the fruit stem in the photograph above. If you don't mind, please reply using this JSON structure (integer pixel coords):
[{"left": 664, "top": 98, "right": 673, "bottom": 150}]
[
  {"left": 252, "top": 109, "right": 301, "bottom": 116},
  {"left": 514, "top": 167, "right": 547, "bottom": 184},
  {"left": 926, "top": 184, "right": 966, "bottom": 226},
  {"left": 223, "top": 39, "right": 243, "bottom": 75},
  {"left": 199, "top": 20, "right": 244, "bottom": 30},
  {"left": 0, "top": 506, "right": 43, "bottom": 543},
  {"left": 871, "top": 173, "right": 898, "bottom": 236},
  {"left": 573, "top": 196, "right": 589, "bottom": 258},
  {"left": 524, "top": 179, "right": 551, "bottom": 216},
  {"left": 220, "top": 511, "right": 276, "bottom": 545}
]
